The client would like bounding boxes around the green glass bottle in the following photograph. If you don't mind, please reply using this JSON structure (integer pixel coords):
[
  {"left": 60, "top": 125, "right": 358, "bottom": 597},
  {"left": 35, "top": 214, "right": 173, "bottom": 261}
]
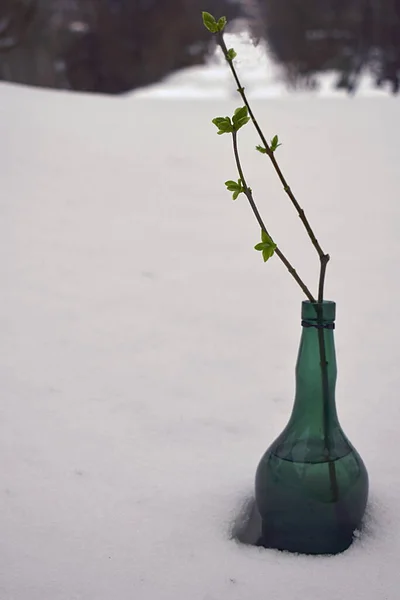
[{"left": 255, "top": 301, "right": 368, "bottom": 555}]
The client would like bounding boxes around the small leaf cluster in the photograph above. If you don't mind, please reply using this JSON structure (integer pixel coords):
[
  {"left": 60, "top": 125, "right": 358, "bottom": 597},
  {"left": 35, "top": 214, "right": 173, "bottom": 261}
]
[
  {"left": 233, "top": 106, "right": 250, "bottom": 130},
  {"left": 255, "top": 230, "right": 277, "bottom": 262},
  {"left": 212, "top": 116, "right": 233, "bottom": 135},
  {"left": 270, "top": 135, "right": 282, "bottom": 152},
  {"left": 212, "top": 106, "right": 250, "bottom": 135},
  {"left": 256, "top": 135, "right": 281, "bottom": 155},
  {"left": 225, "top": 179, "right": 245, "bottom": 200},
  {"left": 256, "top": 145, "right": 268, "bottom": 154},
  {"left": 202, "top": 12, "right": 226, "bottom": 33}
]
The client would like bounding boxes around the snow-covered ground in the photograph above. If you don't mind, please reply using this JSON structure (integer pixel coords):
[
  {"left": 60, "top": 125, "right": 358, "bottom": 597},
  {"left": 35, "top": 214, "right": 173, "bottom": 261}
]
[{"left": 1, "top": 50, "right": 400, "bottom": 599}]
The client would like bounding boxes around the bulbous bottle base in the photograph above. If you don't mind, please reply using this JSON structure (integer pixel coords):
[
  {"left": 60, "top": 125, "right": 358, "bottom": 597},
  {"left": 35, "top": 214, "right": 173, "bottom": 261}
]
[
  {"left": 257, "top": 523, "right": 356, "bottom": 555},
  {"left": 255, "top": 450, "right": 369, "bottom": 556}
]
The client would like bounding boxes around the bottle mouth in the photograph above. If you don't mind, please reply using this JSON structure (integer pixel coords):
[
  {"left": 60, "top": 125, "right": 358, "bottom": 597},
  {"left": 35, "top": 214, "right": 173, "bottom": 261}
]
[{"left": 301, "top": 300, "right": 336, "bottom": 323}]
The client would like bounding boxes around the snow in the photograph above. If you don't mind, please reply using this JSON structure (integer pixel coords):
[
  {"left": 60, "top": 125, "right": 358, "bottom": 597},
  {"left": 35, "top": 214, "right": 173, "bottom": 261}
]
[{"left": 1, "top": 69, "right": 400, "bottom": 598}]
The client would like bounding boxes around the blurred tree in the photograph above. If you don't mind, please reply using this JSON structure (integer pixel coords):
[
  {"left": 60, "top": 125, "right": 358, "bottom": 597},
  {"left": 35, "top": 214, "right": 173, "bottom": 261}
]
[
  {"left": 0, "top": 0, "right": 37, "bottom": 52},
  {"left": 0, "top": 0, "right": 242, "bottom": 93},
  {"left": 249, "top": 0, "right": 400, "bottom": 93},
  {"left": 64, "top": 0, "right": 242, "bottom": 93},
  {"left": 0, "top": 0, "right": 87, "bottom": 88}
]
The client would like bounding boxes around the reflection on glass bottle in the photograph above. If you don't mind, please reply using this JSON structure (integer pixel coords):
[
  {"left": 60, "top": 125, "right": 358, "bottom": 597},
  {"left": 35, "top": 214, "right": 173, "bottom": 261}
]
[{"left": 255, "top": 301, "right": 368, "bottom": 555}]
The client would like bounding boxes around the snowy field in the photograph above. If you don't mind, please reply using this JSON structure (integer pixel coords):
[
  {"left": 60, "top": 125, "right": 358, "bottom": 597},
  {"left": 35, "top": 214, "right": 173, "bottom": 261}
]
[{"left": 1, "top": 46, "right": 400, "bottom": 599}]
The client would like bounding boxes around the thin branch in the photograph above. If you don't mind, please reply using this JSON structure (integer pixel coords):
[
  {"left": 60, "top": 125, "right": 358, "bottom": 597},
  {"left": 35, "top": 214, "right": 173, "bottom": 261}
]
[
  {"left": 218, "top": 34, "right": 326, "bottom": 256},
  {"left": 318, "top": 254, "right": 329, "bottom": 304},
  {"left": 218, "top": 31, "right": 331, "bottom": 301},
  {"left": 232, "top": 132, "right": 316, "bottom": 303},
  {"left": 317, "top": 319, "right": 339, "bottom": 501}
]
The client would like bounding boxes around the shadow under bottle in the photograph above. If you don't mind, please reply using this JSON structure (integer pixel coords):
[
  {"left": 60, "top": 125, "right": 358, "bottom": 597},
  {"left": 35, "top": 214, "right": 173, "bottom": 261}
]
[{"left": 255, "top": 301, "right": 368, "bottom": 555}]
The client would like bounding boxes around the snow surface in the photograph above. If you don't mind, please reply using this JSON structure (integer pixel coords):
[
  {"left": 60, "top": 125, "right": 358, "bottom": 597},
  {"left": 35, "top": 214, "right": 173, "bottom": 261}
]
[{"left": 1, "top": 72, "right": 400, "bottom": 599}]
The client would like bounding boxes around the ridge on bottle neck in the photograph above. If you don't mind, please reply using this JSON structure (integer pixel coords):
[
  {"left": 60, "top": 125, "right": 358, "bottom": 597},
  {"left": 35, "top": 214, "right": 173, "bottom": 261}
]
[{"left": 301, "top": 301, "right": 336, "bottom": 326}]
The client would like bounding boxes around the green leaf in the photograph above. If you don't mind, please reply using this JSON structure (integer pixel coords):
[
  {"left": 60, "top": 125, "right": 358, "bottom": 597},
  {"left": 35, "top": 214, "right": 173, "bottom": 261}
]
[
  {"left": 254, "top": 230, "right": 277, "bottom": 262},
  {"left": 202, "top": 12, "right": 218, "bottom": 33},
  {"left": 256, "top": 145, "right": 267, "bottom": 154},
  {"left": 262, "top": 246, "right": 276, "bottom": 262},
  {"left": 227, "top": 48, "right": 237, "bottom": 61},
  {"left": 235, "top": 116, "right": 250, "bottom": 130},
  {"left": 254, "top": 243, "right": 265, "bottom": 251},
  {"left": 225, "top": 180, "right": 240, "bottom": 192},
  {"left": 212, "top": 116, "right": 233, "bottom": 134},
  {"left": 233, "top": 106, "right": 247, "bottom": 123},
  {"left": 225, "top": 179, "right": 244, "bottom": 200},
  {"left": 217, "top": 16, "right": 227, "bottom": 31},
  {"left": 270, "top": 134, "right": 282, "bottom": 152},
  {"left": 261, "top": 229, "right": 275, "bottom": 245},
  {"left": 232, "top": 106, "right": 250, "bottom": 131}
]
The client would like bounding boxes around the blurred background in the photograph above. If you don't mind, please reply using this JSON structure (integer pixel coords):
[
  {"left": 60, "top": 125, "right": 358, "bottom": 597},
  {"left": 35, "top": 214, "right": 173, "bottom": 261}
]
[{"left": 1, "top": 0, "right": 400, "bottom": 95}]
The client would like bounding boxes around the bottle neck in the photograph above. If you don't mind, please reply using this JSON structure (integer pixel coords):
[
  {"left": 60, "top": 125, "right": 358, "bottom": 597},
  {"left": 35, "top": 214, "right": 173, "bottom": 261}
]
[
  {"left": 272, "top": 301, "right": 353, "bottom": 463},
  {"left": 290, "top": 323, "right": 338, "bottom": 427}
]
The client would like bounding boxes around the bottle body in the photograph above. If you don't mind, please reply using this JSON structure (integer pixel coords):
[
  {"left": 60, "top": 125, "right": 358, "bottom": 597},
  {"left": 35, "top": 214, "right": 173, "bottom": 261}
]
[
  {"left": 255, "top": 302, "right": 369, "bottom": 555},
  {"left": 256, "top": 439, "right": 368, "bottom": 554}
]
